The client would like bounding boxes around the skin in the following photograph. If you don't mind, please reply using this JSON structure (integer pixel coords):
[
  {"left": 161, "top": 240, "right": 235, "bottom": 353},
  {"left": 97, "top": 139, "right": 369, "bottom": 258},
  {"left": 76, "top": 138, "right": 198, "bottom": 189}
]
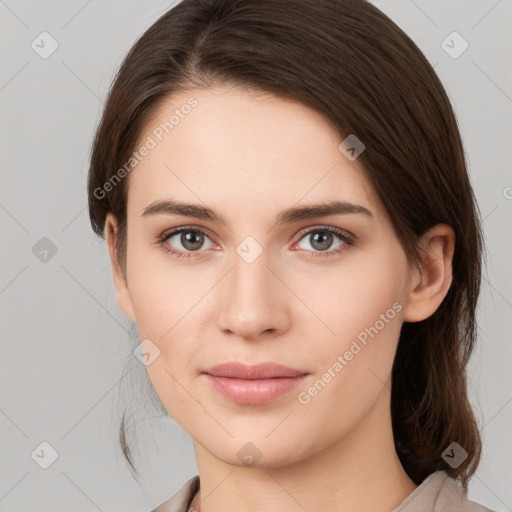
[{"left": 105, "top": 85, "right": 455, "bottom": 512}]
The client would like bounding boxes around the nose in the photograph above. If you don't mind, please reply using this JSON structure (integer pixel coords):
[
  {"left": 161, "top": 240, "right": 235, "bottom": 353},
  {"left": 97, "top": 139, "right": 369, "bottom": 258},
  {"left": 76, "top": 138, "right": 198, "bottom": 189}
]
[{"left": 216, "top": 250, "right": 290, "bottom": 341}]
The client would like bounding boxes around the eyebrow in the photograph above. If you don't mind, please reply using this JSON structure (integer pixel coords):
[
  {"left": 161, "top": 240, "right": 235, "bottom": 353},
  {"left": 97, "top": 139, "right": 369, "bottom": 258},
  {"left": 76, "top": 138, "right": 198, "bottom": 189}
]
[{"left": 141, "top": 199, "right": 375, "bottom": 225}]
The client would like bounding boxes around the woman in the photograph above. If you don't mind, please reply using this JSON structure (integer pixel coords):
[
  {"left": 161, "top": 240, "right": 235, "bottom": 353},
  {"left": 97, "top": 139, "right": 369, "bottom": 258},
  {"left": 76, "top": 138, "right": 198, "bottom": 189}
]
[{"left": 87, "top": 0, "right": 494, "bottom": 510}]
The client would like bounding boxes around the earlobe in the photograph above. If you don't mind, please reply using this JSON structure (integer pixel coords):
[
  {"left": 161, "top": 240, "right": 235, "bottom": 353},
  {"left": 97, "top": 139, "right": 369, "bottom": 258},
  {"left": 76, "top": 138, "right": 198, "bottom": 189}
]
[
  {"left": 402, "top": 224, "right": 455, "bottom": 323},
  {"left": 105, "top": 213, "right": 136, "bottom": 321}
]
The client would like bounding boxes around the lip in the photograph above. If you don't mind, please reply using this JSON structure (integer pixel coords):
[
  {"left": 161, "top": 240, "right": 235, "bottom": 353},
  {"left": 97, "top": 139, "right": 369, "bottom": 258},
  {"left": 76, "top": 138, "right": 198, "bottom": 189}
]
[
  {"left": 204, "top": 362, "right": 307, "bottom": 379},
  {"left": 202, "top": 362, "right": 309, "bottom": 405}
]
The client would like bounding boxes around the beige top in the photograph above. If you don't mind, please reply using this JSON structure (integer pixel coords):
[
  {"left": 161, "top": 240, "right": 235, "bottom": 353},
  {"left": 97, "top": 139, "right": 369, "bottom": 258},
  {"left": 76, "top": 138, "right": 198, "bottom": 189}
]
[{"left": 152, "top": 470, "right": 493, "bottom": 512}]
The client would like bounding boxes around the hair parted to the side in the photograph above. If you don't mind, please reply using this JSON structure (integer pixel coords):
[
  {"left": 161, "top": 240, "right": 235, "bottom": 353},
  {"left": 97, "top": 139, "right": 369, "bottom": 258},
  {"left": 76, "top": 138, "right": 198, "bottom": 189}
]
[{"left": 87, "top": 0, "right": 485, "bottom": 489}]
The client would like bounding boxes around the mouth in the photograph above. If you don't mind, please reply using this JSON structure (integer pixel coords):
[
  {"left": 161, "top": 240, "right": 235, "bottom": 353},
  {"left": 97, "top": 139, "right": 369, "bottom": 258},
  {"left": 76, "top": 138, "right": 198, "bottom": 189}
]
[{"left": 201, "top": 362, "right": 309, "bottom": 405}]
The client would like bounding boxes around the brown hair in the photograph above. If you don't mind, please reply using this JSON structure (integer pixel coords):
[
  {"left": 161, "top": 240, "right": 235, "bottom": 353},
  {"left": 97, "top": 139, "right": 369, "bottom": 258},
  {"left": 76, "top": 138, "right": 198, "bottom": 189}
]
[{"left": 87, "top": 0, "right": 485, "bottom": 489}]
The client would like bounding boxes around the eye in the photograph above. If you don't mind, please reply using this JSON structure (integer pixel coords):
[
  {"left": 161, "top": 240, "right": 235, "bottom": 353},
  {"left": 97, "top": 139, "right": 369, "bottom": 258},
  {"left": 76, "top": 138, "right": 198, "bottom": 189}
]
[
  {"left": 157, "top": 225, "right": 355, "bottom": 259},
  {"left": 292, "top": 226, "right": 354, "bottom": 258},
  {"left": 157, "top": 227, "right": 216, "bottom": 258}
]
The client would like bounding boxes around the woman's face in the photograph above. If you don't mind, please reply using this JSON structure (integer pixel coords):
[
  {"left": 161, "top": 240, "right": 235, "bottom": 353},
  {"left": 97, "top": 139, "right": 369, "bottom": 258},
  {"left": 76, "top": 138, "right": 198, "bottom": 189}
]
[{"left": 111, "top": 85, "right": 415, "bottom": 468}]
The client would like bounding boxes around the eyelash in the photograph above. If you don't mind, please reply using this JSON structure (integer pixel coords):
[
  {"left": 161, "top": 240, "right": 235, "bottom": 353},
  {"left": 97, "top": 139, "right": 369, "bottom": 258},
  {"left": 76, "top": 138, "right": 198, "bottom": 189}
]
[{"left": 156, "top": 225, "right": 355, "bottom": 260}]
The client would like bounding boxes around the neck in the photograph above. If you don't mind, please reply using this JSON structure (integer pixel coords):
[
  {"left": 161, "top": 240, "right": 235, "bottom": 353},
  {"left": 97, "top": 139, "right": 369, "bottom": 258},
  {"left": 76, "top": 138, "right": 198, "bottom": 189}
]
[{"left": 189, "top": 387, "right": 417, "bottom": 512}]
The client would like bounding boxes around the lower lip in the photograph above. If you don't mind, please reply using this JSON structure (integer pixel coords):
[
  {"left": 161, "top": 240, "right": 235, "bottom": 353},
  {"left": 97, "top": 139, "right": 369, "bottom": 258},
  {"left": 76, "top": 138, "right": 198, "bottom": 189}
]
[{"left": 203, "top": 374, "right": 308, "bottom": 405}]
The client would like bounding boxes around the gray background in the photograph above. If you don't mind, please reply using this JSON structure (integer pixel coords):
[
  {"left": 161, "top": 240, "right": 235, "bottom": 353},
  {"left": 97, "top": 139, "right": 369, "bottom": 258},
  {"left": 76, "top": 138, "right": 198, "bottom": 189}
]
[{"left": 0, "top": 0, "right": 510, "bottom": 510}]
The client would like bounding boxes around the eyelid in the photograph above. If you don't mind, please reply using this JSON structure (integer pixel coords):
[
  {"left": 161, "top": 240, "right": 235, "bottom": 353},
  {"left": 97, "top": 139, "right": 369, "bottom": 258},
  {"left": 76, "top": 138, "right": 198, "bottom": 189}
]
[
  {"left": 157, "top": 224, "right": 356, "bottom": 258},
  {"left": 157, "top": 225, "right": 218, "bottom": 244},
  {"left": 158, "top": 224, "right": 355, "bottom": 242},
  {"left": 293, "top": 224, "right": 355, "bottom": 242}
]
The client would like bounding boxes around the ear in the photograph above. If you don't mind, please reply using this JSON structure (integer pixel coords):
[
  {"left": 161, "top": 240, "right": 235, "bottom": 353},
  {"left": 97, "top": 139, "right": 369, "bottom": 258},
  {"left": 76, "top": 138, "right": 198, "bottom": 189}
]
[
  {"left": 105, "top": 212, "right": 136, "bottom": 321},
  {"left": 402, "top": 224, "right": 455, "bottom": 323}
]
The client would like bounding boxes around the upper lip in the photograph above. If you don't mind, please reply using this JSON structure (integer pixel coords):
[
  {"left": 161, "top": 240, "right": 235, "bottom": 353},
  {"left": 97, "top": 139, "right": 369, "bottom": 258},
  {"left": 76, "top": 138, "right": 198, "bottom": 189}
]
[{"left": 203, "top": 362, "right": 308, "bottom": 379}]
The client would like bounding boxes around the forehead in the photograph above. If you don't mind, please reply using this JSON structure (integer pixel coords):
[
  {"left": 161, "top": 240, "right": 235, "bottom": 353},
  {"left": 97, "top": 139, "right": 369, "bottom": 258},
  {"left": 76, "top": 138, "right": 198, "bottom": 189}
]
[{"left": 126, "top": 86, "right": 382, "bottom": 223}]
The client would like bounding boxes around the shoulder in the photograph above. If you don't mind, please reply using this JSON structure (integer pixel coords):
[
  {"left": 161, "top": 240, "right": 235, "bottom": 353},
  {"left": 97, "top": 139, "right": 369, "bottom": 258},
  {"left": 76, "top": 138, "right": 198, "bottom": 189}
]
[
  {"left": 150, "top": 471, "right": 495, "bottom": 512},
  {"left": 151, "top": 475, "right": 200, "bottom": 512},
  {"left": 394, "top": 471, "right": 494, "bottom": 512}
]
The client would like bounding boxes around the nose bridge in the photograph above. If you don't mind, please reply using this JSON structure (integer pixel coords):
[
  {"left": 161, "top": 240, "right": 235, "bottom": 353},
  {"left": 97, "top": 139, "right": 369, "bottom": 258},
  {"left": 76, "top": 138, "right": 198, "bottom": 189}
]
[
  {"left": 232, "top": 245, "right": 270, "bottom": 298},
  {"left": 230, "top": 232, "right": 272, "bottom": 292},
  {"left": 216, "top": 240, "right": 288, "bottom": 339}
]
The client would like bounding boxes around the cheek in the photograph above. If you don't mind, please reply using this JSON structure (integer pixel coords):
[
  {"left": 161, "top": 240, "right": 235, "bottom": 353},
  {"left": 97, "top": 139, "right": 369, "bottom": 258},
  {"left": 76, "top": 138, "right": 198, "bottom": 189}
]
[
  {"left": 125, "top": 250, "right": 204, "bottom": 409},
  {"left": 309, "top": 290, "right": 403, "bottom": 399},
  {"left": 296, "top": 290, "right": 404, "bottom": 440},
  {"left": 126, "top": 241, "right": 210, "bottom": 339},
  {"left": 304, "top": 248, "right": 407, "bottom": 398},
  {"left": 313, "top": 246, "right": 407, "bottom": 349}
]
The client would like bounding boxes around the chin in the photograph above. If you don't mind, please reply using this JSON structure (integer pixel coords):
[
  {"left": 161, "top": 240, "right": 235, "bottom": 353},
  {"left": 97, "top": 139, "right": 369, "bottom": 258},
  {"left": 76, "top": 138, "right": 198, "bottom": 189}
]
[{"left": 200, "top": 433, "right": 312, "bottom": 470}]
